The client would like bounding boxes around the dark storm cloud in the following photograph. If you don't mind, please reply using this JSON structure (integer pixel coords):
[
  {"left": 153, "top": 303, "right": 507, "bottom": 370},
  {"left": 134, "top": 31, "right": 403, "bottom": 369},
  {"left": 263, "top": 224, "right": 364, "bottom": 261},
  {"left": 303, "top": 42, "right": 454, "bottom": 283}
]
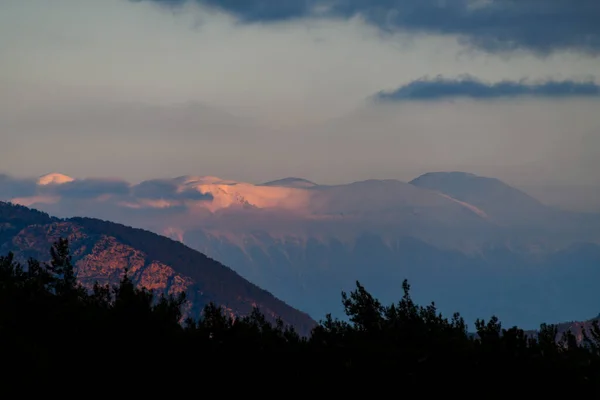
[
  {"left": 131, "top": 179, "right": 214, "bottom": 201},
  {"left": 371, "top": 76, "right": 600, "bottom": 102},
  {"left": 133, "top": 0, "right": 600, "bottom": 55}
]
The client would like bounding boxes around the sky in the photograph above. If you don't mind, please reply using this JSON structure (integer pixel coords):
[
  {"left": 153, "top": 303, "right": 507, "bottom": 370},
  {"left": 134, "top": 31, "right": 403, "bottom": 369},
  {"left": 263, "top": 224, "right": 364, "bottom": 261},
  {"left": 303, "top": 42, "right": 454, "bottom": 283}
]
[{"left": 1, "top": 0, "right": 600, "bottom": 187}]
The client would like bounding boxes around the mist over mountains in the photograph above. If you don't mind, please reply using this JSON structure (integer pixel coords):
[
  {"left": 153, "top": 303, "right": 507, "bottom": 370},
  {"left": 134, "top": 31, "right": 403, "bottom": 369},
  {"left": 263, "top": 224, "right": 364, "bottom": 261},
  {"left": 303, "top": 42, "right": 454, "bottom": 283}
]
[{"left": 2, "top": 170, "right": 600, "bottom": 329}]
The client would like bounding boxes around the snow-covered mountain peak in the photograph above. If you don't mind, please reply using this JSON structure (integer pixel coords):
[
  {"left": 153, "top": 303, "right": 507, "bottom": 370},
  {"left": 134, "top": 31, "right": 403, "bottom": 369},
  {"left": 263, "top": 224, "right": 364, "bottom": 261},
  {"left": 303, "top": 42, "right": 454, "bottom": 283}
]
[{"left": 37, "top": 173, "right": 75, "bottom": 186}]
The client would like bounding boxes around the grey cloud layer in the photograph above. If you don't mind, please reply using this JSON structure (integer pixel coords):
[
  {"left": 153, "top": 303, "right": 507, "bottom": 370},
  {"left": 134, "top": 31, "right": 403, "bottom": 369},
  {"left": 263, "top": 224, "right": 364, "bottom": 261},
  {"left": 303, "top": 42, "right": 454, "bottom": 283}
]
[
  {"left": 0, "top": 176, "right": 213, "bottom": 202},
  {"left": 372, "top": 77, "right": 600, "bottom": 102},
  {"left": 53, "top": 179, "right": 131, "bottom": 199},
  {"left": 0, "top": 174, "right": 38, "bottom": 198},
  {"left": 134, "top": 0, "right": 600, "bottom": 55}
]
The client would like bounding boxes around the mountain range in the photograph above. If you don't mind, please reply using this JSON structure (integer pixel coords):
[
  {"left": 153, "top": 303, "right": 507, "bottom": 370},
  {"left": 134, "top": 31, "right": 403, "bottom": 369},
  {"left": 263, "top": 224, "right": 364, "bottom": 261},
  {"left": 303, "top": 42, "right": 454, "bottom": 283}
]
[{"left": 2, "top": 171, "right": 600, "bottom": 329}]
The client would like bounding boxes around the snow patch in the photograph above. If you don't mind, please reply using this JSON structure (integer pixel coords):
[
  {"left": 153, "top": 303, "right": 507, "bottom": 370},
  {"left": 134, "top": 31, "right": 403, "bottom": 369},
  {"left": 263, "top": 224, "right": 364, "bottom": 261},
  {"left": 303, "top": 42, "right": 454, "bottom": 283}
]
[{"left": 437, "top": 193, "right": 489, "bottom": 219}]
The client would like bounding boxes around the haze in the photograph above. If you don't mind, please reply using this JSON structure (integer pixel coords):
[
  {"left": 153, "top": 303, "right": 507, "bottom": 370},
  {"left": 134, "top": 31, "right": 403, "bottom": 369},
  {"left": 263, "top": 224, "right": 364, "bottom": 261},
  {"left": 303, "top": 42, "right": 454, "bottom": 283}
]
[{"left": 1, "top": 0, "right": 600, "bottom": 192}]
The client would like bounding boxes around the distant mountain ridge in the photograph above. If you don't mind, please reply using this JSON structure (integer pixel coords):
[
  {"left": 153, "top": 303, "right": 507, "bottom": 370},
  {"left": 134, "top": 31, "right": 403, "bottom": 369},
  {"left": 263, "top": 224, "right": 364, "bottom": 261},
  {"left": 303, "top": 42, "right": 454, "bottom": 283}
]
[
  {"left": 409, "top": 171, "right": 548, "bottom": 225},
  {"left": 0, "top": 201, "right": 316, "bottom": 335}
]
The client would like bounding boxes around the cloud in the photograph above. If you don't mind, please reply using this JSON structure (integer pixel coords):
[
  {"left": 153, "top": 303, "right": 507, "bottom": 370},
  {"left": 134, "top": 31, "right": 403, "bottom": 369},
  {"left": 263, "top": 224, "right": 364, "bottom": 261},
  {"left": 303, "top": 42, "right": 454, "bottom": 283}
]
[
  {"left": 1, "top": 174, "right": 214, "bottom": 225},
  {"left": 371, "top": 76, "right": 600, "bottom": 102},
  {"left": 0, "top": 175, "right": 38, "bottom": 199},
  {"left": 135, "top": 0, "right": 600, "bottom": 55},
  {"left": 131, "top": 179, "right": 179, "bottom": 199},
  {"left": 1, "top": 175, "right": 213, "bottom": 207},
  {"left": 46, "top": 179, "right": 132, "bottom": 199},
  {"left": 132, "top": 179, "right": 214, "bottom": 201},
  {"left": 178, "top": 188, "right": 215, "bottom": 201}
]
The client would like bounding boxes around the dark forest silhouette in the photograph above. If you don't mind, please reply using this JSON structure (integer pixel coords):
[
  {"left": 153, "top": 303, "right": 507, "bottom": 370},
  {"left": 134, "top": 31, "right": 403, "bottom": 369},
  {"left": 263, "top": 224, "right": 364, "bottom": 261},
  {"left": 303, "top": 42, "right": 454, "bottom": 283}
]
[{"left": 2, "top": 238, "right": 600, "bottom": 391}]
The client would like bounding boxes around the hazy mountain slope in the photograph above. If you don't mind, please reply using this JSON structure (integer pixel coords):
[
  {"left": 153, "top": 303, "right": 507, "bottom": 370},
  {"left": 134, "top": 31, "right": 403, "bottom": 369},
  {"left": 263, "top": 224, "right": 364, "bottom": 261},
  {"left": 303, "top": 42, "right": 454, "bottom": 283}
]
[
  {"left": 261, "top": 177, "right": 319, "bottom": 188},
  {"left": 409, "top": 172, "right": 549, "bottom": 225},
  {"left": 0, "top": 201, "right": 316, "bottom": 334},
  {"left": 183, "top": 228, "right": 600, "bottom": 329},
  {"left": 409, "top": 171, "right": 600, "bottom": 246}
]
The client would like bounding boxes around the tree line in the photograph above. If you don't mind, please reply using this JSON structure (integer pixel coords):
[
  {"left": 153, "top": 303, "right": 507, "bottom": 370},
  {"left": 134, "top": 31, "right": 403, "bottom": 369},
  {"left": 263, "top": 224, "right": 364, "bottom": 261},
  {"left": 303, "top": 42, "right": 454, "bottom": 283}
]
[{"left": 1, "top": 238, "right": 600, "bottom": 391}]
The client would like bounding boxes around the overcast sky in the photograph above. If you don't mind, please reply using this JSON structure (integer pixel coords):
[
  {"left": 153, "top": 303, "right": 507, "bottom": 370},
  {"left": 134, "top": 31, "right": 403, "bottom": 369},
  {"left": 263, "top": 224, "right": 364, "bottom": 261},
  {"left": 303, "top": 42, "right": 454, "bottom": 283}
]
[{"left": 1, "top": 0, "right": 599, "bottom": 186}]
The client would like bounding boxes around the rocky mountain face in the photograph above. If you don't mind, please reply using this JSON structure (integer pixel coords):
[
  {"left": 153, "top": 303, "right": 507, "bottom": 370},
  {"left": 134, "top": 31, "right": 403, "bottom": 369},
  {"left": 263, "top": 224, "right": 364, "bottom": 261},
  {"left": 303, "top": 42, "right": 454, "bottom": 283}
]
[
  {"left": 523, "top": 316, "right": 600, "bottom": 345},
  {"left": 0, "top": 202, "right": 316, "bottom": 335}
]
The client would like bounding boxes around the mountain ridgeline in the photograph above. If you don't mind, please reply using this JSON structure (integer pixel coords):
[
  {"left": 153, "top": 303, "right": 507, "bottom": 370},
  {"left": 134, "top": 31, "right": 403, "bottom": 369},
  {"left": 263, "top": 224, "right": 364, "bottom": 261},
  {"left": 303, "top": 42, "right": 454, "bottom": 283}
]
[
  {"left": 0, "top": 201, "right": 316, "bottom": 335},
  {"left": 181, "top": 173, "right": 600, "bottom": 329},
  {"left": 3, "top": 171, "right": 600, "bottom": 330}
]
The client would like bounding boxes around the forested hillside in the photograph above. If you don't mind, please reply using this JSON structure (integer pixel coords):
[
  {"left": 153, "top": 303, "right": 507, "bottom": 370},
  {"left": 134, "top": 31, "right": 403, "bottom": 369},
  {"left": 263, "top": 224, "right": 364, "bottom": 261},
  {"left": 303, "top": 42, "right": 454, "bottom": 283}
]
[{"left": 2, "top": 238, "right": 600, "bottom": 392}]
